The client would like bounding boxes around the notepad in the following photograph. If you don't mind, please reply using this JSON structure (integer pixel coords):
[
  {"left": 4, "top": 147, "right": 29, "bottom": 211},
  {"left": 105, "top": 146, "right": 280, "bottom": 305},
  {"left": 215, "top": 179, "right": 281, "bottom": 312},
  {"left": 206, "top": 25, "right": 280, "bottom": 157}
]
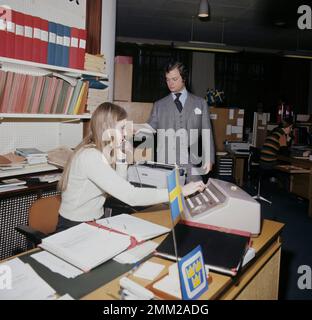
[
  {"left": 97, "top": 214, "right": 170, "bottom": 242},
  {"left": 39, "top": 223, "right": 131, "bottom": 272}
]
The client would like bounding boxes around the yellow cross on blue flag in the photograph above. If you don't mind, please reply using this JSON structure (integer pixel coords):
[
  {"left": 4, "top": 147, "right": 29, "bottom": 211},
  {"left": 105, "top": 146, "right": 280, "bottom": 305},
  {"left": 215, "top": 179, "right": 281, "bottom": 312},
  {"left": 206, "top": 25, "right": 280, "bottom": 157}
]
[
  {"left": 178, "top": 245, "right": 208, "bottom": 300},
  {"left": 167, "top": 168, "right": 184, "bottom": 221}
]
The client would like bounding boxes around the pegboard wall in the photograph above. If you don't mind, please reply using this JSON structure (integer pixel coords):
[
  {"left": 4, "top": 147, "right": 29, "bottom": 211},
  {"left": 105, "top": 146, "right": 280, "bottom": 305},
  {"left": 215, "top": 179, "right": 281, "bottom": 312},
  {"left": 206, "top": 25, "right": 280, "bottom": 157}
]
[
  {"left": 0, "top": 189, "right": 60, "bottom": 260},
  {"left": 0, "top": 121, "right": 83, "bottom": 154}
]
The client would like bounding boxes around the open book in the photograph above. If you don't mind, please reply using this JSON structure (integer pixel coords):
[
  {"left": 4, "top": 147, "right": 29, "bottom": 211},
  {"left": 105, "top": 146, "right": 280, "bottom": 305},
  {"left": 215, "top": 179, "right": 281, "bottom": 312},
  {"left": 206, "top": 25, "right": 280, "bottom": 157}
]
[
  {"left": 39, "top": 223, "right": 131, "bottom": 272},
  {"left": 96, "top": 214, "right": 170, "bottom": 242}
]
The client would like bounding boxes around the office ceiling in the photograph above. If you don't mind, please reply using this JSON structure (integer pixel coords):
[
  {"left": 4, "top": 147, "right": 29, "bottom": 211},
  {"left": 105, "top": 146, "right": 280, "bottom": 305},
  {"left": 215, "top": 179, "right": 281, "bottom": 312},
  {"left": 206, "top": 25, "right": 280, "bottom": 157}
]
[{"left": 116, "top": 0, "right": 312, "bottom": 52}]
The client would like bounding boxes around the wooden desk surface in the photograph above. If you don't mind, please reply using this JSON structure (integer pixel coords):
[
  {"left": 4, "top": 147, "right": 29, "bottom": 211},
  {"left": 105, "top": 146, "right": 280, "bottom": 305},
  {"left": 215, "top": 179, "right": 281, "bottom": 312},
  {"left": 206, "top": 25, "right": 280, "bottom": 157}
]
[
  {"left": 82, "top": 210, "right": 284, "bottom": 300},
  {"left": 278, "top": 154, "right": 312, "bottom": 169}
]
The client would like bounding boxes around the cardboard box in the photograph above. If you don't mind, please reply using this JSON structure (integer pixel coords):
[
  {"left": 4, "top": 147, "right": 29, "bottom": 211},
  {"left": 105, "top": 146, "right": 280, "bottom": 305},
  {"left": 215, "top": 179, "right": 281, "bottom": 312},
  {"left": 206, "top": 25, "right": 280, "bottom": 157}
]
[
  {"left": 113, "top": 56, "right": 133, "bottom": 102},
  {"left": 114, "top": 101, "right": 153, "bottom": 124}
]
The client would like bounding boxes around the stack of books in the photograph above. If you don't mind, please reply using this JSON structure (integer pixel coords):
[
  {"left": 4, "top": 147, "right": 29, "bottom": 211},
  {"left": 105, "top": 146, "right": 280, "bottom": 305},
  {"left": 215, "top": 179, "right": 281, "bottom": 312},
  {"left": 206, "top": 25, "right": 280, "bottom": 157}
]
[
  {"left": 86, "top": 86, "right": 109, "bottom": 113},
  {"left": 0, "top": 152, "right": 26, "bottom": 171},
  {"left": 0, "top": 178, "right": 27, "bottom": 192},
  {"left": 84, "top": 53, "right": 106, "bottom": 74},
  {"left": 15, "top": 148, "right": 48, "bottom": 165}
]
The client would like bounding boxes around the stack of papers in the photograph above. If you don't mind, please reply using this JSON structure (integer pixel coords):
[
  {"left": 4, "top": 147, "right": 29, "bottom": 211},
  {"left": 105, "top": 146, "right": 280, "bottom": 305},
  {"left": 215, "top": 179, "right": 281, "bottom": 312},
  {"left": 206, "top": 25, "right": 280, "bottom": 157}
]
[
  {"left": 133, "top": 261, "right": 165, "bottom": 281},
  {"left": 0, "top": 152, "right": 26, "bottom": 170},
  {"left": 29, "top": 173, "right": 62, "bottom": 183},
  {"left": 0, "top": 178, "right": 27, "bottom": 193},
  {"left": 39, "top": 223, "right": 131, "bottom": 271},
  {"left": 84, "top": 53, "right": 106, "bottom": 73},
  {"left": 97, "top": 214, "right": 170, "bottom": 242},
  {"left": 16, "top": 148, "right": 48, "bottom": 165},
  {"left": 152, "top": 263, "right": 182, "bottom": 299},
  {"left": 31, "top": 251, "right": 83, "bottom": 279},
  {"left": 0, "top": 258, "right": 56, "bottom": 300},
  {"left": 114, "top": 240, "right": 159, "bottom": 264}
]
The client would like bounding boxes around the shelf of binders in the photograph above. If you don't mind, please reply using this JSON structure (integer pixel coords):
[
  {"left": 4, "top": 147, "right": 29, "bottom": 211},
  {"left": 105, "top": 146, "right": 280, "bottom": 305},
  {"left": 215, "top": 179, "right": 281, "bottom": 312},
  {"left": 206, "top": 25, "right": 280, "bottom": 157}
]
[
  {"left": 0, "top": 113, "right": 91, "bottom": 120},
  {"left": 0, "top": 57, "right": 108, "bottom": 79}
]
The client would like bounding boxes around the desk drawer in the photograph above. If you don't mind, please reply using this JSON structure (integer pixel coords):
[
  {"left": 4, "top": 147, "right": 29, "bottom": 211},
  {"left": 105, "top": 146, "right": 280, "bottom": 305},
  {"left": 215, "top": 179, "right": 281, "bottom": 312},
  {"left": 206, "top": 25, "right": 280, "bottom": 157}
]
[{"left": 290, "top": 174, "right": 309, "bottom": 199}]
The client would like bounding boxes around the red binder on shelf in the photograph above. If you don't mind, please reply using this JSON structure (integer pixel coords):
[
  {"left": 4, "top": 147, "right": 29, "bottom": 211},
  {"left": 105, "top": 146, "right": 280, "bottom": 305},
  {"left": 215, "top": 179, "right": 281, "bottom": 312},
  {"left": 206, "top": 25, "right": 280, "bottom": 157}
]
[
  {"left": 32, "top": 16, "right": 42, "bottom": 63},
  {"left": 4, "top": 7, "right": 15, "bottom": 58},
  {"left": 14, "top": 10, "right": 24, "bottom": 61},
  {"left": 40, "top": 18, "right": 49, "bottom": 64},
  {"left": 69, "top": 27, "right": 79, "bottom": 69},
  {"left": 0, "top": 6, "right": 7, "bottom": 57},
  {"left": 23, "top": 14, "right": 33, "bottom": 61},
  {"left": 77, "top": 28, "right": 86, "bottom": 69}
]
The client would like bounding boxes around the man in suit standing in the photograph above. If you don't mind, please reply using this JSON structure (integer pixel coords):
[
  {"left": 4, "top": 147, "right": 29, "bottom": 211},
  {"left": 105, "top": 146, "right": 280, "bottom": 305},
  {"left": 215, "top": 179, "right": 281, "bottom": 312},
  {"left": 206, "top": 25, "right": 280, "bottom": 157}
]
[{"left": 148, "top": 61, "right": 215, "bottom": 182}]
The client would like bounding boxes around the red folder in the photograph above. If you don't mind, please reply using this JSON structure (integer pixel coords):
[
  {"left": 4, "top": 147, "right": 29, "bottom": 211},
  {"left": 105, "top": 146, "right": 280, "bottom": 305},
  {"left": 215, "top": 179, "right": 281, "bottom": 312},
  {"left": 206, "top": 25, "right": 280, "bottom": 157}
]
[
  {"left": 77, "top": 28, "right": 86, "bottom": 70},
  {"left": 32, "top": 16, "right": 42, "bottom": 63},
  {"left": 14, "top": 10, "right": 24, "bottom": 61},
  {"left": 40, "top": 18, "right": 49, "bottom": 64},
  {"left": 69, "top": 27, "right": 79, "bottom": 69},
  {"left": 23, "top": 14, "right": 33, "bottom": 61},
  {"left": 0, "top": 6, "right": 7, "bottom": 57},
  {"left": 4, "top": 7, "right": 15, "bottom": 58}
]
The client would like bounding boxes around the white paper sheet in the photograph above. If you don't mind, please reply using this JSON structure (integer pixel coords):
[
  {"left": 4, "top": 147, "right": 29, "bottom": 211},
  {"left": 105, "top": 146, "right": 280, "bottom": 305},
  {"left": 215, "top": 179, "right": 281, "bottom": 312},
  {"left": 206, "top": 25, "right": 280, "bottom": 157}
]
[
  {"left": 0, "top": 258, "right": 56, "bottom": 300},
  {"left": 113, "top": 240, "right": 159, "bottom": 264},
  {"left": 31, "top": 251, "right": 83, "bottom": 279},
  {"left": 133, "top": 261, "right": 165, "bottom": 280},
  {"left": 97, "top": 214, "right": 170, "bottom": 242}
]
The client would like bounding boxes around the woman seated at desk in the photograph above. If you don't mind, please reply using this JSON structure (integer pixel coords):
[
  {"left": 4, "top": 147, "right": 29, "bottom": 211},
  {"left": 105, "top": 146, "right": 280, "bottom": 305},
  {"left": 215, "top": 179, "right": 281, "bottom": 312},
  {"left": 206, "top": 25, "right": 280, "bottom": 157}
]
[
  {"left": 56, "top": 102, "right": 205, "bottom": 232},
  {"left": 260, "top": 119, "right": 293, "bottom": 170}
]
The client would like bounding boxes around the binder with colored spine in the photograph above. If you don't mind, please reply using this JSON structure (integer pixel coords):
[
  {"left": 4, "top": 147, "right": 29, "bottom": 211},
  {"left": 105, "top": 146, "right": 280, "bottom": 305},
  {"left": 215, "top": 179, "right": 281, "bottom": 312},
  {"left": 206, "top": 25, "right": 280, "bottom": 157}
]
[
  {"left": 62, "top": 25, "right": 70, "bottom": 67},
  {"left": 40, "top": 18, "right": 49, "bottom": 64},
  {"left": 14, "top": 10, "right": 24, "bottom": 60},
  {"left": 47, "top": 21, "right": 57, "bottom": 65},
  {"left": 5, "top": 8, "right": 15, "bottom": 59},
  {"left": 69, "top": 27, "right": 79, "bottom": 69},
  {"left": 23, "top": 13, "right": 33, "bottom": 61},
  {"left": 55, "top": 23, "right": 64, "bottom": 67},
  {"left": 77, "top": 28, "right": 86, "bottom": 69},
  {"left": 32, "top": 16, "right": 42, "bottom": 63},
  {"left": 0, "top": 6, "right": 7, "bottom": 57}
]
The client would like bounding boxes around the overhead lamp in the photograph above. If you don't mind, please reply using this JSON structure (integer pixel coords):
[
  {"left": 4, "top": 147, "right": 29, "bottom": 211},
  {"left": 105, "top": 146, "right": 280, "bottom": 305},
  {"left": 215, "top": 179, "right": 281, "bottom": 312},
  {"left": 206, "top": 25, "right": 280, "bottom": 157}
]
[
  {"left": 174, "top": 41, "right": 239, "bottom": 53},
  {"left": 198, "top": 0, "right": 209, "bottom": 18},
  {"left": 283, "top": 53, "right": 312, "bottom": 60}
]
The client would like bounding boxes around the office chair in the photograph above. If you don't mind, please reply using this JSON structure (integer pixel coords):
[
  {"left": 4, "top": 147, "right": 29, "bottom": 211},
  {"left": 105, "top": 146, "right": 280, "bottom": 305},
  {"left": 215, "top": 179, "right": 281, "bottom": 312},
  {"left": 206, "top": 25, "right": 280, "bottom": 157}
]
[
  {"left": 16, "top": 195, "right": 61, "bottom": 248},
  {"left": 248, "top": 147, "right": 272, "bottom": 205}
]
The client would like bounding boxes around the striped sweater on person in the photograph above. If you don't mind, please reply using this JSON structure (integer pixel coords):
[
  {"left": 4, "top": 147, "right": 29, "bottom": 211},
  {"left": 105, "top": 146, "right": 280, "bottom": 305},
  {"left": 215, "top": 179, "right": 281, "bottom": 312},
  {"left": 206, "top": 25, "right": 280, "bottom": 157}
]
[{"left": 260, "top": 127, "right": 285, "bottom": 164}]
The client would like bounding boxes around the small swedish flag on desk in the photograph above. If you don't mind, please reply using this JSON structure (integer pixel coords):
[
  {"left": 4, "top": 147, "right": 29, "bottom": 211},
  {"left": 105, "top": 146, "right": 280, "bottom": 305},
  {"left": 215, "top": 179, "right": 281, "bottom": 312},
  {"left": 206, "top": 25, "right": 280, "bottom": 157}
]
[{"left": 167, "top": 168, "right": 184, "bottom": 221}]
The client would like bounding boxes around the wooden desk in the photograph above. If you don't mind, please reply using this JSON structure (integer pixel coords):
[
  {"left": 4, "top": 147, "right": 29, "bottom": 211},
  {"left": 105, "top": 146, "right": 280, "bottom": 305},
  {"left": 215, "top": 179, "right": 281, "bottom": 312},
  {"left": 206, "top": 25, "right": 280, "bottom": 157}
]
[
  {"left": 2, "top": 209, "right": 284, "bottom": 300},
  {"left": 277, "top": 155, "right": 312, "bottom": 217},
  {"left": 82, "top": 210, "right": 284, "bottom": 300}
]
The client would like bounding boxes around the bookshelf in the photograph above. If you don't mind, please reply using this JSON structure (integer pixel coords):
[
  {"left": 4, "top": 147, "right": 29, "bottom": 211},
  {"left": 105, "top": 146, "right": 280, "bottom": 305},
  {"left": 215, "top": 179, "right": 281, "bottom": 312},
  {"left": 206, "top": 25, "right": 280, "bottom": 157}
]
[
  {"left": 0, "top": 57, "right": 108, "bottom": 79},
  {"left": 0, "top": 113, "right": 91, "bottom": 120}
]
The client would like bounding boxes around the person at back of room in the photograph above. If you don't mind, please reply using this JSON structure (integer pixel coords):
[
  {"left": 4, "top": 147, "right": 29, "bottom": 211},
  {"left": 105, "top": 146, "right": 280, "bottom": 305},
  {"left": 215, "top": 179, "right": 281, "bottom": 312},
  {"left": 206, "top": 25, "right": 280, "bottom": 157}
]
[{"left": 260, "top": 119, "right": 293, "bottom": 170}]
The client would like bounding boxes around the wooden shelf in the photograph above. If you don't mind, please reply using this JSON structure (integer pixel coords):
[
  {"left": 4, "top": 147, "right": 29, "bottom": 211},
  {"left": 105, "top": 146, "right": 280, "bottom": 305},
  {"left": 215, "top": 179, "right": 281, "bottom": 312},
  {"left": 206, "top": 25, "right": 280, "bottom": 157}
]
[
  {"left": 0, "top": 113, "right": 91, "bottom": 120},
  {"left": 0, "top": 57, "right": 108, "bottom": 79},
  {"left": 0, "top": 164, "right": 60, "bottom": 179}
]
